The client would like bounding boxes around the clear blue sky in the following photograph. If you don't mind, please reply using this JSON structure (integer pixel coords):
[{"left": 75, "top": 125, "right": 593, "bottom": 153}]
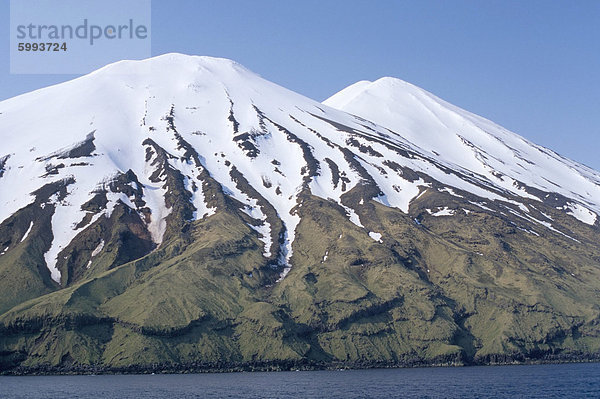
[{"left": 1, "top": 0, "right": 599, "bottom": 169}]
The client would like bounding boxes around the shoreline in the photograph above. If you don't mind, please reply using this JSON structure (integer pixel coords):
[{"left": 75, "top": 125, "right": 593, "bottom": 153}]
[{"left": 3, "top": 355, "right": 599, "bottom": 377}]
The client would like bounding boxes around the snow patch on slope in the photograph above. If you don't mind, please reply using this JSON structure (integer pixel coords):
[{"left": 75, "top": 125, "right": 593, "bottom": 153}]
[
  {"left": 44, "top": 188, "right": 90, "bottom": 283},
  {"left": 438, "top": 187, "right": 464, "bottom": 198},
  {"left": 564, "top": 202, "right": 597, "bottom": 226},
  {"left": 143, "top": 184, "right": 172, "bottom": 244},
  {"left": 369, "top": 231, "right": 382, "bottom": 242},
  {"left": 341, "top": 204, "right": 363, "bottom": 228},
  {"left": 20, "top": 221, "right": 34, "bottom": 242},
  {"left": 91, "top": 239, "right": 105, "bottom": 257},
  {"left": 427, "top": 207, "right": 455, "bottom": 217},
  {"left": 249, "top": 220, "right": 273, "bottom": 257}
]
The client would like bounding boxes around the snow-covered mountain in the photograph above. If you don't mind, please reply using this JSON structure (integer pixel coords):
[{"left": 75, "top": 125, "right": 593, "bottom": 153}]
[
  {"left": 1, "top": 54, "right": 599, "bottom": 286},
  {"left": 2, "top": 53, "right": 600, "bottom": 372}
]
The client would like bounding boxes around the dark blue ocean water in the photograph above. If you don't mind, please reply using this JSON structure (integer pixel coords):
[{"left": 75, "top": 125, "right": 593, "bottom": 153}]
[{"left": 1, "top": 363, "right": 599, "bottom": 398}]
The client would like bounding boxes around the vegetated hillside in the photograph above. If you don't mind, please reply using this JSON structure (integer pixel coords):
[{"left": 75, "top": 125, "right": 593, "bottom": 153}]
[{"left": 1, "top": 54, "right": 599, "bottom": 373}]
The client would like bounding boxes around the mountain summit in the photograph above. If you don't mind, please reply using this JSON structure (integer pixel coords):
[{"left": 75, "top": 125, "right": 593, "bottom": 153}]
[{"left": 1, "top": 54, "right": 599, "bottom": 373}]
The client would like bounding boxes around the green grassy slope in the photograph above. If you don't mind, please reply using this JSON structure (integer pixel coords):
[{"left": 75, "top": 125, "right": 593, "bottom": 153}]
[{"left": 1, "top": 187, "right": 600, "bottom": 373}]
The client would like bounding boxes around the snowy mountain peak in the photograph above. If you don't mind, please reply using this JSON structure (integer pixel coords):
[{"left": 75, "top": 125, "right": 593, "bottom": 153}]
[
  {"left": 91, "top": 53, "right": 254, "bottom": 79},
  {"left": 323, "top": 77, "right": 423, "bottom": 110}
]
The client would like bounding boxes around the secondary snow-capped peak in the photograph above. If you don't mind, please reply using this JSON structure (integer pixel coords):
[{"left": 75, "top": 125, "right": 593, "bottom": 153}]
[{"left": 324, "top": 77, "right": 600, "bottom": 221}]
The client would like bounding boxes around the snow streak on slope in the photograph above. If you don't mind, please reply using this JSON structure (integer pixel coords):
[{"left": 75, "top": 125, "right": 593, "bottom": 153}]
[
  {"left": 1, "top": 53, "right": 599, "bottom": 284},
  {"left": 20, "top": 221, "right": 33, "bottom": 242}
]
